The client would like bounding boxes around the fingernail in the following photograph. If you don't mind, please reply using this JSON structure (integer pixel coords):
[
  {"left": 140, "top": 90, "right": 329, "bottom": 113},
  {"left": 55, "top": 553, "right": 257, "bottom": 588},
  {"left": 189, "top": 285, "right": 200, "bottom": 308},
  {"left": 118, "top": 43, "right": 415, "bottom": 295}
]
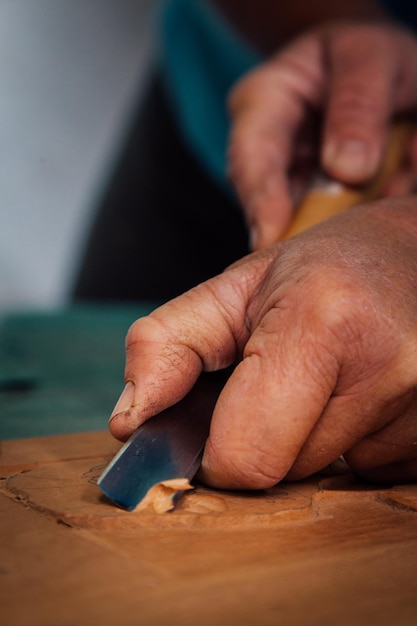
[
  {"left": 198, "top": 451, "right": 215, "bottom": 486},
  {"left": 324, "top": 140, "right": 374, "bottom": 180},
  {"left": 109, "top": 381, "right": 135, "bottom": 423},
  {"left": 249, "top": 224, "right": 259, "bottom": 250}
]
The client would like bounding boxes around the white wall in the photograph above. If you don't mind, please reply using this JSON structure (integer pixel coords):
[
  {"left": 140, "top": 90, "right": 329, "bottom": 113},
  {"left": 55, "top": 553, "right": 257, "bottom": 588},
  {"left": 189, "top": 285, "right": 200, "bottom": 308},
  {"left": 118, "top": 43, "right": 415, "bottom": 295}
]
[{"left": 0, "top": 0, "right": 154, "bottom": 311}]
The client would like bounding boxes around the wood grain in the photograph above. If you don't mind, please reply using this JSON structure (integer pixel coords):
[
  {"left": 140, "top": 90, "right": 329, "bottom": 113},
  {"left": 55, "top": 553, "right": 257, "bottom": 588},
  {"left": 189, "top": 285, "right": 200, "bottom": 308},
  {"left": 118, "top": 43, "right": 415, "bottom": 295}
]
[{"left": 1, "top": 431, "right": 417, "bottom": 625}]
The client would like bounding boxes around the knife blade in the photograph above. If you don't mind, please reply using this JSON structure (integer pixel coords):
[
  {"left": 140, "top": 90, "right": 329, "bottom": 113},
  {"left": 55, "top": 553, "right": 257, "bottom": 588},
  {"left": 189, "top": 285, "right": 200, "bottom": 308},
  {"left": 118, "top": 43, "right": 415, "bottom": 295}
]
[{"left": 98, "top": 368, "right": 231, "bottom": 510}]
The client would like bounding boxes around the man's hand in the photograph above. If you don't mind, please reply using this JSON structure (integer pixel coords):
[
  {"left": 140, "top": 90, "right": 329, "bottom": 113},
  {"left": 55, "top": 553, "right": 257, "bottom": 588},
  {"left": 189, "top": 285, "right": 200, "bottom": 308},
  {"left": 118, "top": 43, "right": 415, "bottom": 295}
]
[
  {"left": 227, "top": 21, "right": 417, "bottom": 249},
  {"left": 109, "top": 198, "right": 417, "bottom": 487}
]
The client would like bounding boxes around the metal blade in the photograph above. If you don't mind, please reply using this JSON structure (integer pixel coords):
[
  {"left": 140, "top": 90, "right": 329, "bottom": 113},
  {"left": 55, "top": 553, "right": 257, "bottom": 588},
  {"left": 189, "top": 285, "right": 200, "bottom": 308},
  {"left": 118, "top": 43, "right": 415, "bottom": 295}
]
[{"left": 97, "top": 369, "right": 230, "bottom": 510}]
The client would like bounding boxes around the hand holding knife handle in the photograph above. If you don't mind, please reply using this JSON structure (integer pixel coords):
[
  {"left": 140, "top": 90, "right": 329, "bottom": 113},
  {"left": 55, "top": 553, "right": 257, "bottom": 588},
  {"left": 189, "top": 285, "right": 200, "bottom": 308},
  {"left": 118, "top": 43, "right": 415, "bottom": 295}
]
[{"left": 284, "top": 121, "right": 411, "bottom": 240}]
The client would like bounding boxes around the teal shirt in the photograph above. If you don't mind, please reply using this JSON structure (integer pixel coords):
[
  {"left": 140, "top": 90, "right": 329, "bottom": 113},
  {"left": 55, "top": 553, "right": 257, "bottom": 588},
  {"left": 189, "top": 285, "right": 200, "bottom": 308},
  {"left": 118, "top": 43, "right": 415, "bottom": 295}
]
[{"left": 157, "top": 0, "right": 261, "bottom": 192}]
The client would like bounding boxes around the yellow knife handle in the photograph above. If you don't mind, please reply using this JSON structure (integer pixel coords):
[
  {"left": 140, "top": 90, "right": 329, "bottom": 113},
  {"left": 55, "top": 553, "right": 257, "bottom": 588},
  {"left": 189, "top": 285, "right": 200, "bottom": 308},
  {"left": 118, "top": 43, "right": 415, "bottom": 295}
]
[{"left": 283, "top": 122, "right": 411, "bottom": 240}]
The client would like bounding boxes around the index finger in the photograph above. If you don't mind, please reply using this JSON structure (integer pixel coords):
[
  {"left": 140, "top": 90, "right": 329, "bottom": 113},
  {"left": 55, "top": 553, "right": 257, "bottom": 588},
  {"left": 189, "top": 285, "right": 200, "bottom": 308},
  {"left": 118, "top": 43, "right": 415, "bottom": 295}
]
[
  {"left": 227, "top": 35, "right": 324, "bottom": 248},
  {"left": 108, "top": 251, "right": 273, "bottom": 441}
]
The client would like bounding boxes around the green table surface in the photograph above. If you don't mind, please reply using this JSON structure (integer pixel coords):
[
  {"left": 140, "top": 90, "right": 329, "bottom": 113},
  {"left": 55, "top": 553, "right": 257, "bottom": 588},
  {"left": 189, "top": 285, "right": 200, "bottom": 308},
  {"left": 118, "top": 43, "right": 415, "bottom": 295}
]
[{"left": 0, "top": 304, "right": 158, "bottom": 439}]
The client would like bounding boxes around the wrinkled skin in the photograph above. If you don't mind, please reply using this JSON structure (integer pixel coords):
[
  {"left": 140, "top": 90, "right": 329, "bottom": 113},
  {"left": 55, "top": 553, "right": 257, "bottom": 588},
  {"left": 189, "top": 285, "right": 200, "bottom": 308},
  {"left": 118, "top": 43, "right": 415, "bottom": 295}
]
[
  {"left": 109, "top": 19, "right": 417, "bottom": 489},
  {"left": 110, "top": 198, "right": 417, "bottom": 487},
  {"left": 227, "top": 21, "right": 417, "bottom": 248}
]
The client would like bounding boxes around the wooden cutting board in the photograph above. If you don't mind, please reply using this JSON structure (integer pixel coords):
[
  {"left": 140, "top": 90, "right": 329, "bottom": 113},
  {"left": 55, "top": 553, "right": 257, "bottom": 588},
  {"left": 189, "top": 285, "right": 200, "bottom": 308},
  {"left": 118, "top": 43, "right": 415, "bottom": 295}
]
[{"left": 1, "top": 430, "right": 417, "bottom": 626}]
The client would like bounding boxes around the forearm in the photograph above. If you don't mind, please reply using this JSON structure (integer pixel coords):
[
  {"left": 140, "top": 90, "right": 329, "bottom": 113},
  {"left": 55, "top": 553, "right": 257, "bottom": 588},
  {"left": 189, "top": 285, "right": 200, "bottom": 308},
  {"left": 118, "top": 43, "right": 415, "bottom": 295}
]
[{"left": 209, "top": 0, "right": 386, "bottom": 51}]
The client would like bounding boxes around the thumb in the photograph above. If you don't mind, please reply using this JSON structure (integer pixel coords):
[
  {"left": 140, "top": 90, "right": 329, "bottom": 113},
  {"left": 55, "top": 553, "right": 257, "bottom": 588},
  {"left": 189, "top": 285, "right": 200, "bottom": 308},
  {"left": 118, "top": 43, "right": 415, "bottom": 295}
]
[{"left": 322, "top": 24, "right": 417, "bottom": 183}]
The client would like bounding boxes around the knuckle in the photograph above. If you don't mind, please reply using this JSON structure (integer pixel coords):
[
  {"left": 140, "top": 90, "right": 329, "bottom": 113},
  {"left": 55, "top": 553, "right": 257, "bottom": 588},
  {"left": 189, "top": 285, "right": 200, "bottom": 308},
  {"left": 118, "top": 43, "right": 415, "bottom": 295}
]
[
  {"left": 125, "top": 315, "right": 160, "bottom": 351},
  {"left": 125, "top": 316, "right": 187, "bottom": 371},
  {"left": 233, "top": 437, "right": 297, "bottom": 489},
  {"left": 229, "top": 455, "right": 288, "bottom": 490},
  {"left": 328, "top": 90, "right": 385, "bottom": 132},
  {"left": 307, "top": 271, "right": 368, "bottom": 341},
  {"left": 208, "top": 437, "right": 290, "bottom": 490},
  {"left": 228, "top": 70, "right": 267, "bottom": 112}
]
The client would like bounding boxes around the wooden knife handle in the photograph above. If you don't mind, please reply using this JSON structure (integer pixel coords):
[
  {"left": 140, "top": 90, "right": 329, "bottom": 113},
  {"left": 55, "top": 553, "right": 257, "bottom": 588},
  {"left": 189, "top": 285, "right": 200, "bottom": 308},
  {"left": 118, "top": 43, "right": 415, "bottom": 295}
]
[{"left": 283, "top": 122, "right": 411, "bottom": 240}]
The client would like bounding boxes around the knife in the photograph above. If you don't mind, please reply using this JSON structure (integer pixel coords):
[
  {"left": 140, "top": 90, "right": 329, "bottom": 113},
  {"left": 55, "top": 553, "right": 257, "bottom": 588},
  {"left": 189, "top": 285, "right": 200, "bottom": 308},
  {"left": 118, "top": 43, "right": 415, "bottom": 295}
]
[
  {"left": 98, "top": 122, "right": 409, "bottom": 511},
  {"left": 98, "top": 368, "right": 232, "bottom": 510}
]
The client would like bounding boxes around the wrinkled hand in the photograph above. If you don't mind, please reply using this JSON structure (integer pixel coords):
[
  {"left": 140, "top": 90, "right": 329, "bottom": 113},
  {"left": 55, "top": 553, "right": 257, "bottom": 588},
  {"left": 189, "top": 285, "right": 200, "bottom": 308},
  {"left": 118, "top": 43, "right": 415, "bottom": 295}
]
[
  {"left": 228, "top": 21, "right": 417, "bottom": 249},
  {"left": 109, "top": 197, "right": 417, "bottom": 487}
]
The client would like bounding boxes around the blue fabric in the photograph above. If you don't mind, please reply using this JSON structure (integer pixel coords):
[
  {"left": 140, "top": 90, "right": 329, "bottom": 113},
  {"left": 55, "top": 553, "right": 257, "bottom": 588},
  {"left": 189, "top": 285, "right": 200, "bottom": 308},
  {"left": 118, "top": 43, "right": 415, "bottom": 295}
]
[
  {"left": 158, "top": 0, "right": 417, "bottom": 190},
  {"left": 157, "top": 0, "right": 261, "bottom": 191}
]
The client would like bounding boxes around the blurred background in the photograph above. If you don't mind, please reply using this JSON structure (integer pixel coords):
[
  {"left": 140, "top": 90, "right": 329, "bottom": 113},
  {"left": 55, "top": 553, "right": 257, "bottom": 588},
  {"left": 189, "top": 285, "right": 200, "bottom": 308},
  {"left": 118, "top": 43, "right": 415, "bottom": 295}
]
[{"left": 0, "top": 0, "right": 154, "bottom": 313}]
